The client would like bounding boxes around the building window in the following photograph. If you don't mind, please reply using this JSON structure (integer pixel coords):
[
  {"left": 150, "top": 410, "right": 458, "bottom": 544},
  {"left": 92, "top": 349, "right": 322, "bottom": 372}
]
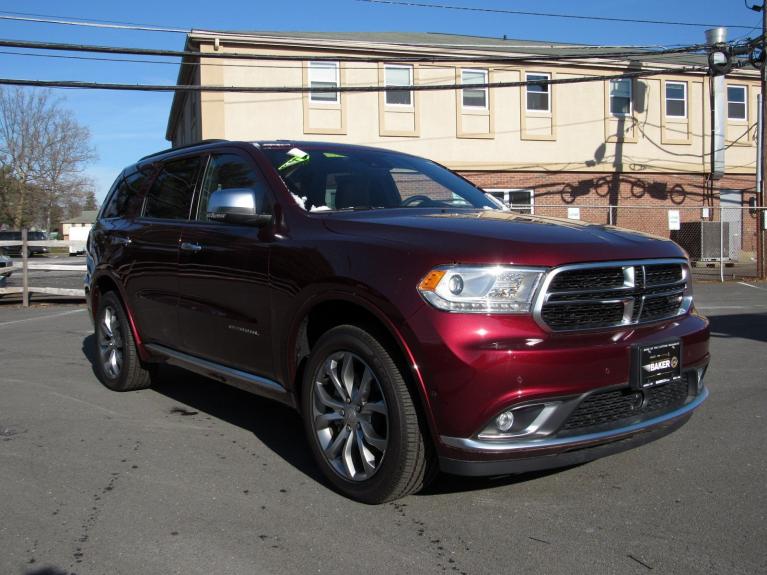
[
  {"left": 610, "top": 79, "right": 632, "bottom": 116},
  {"left": 462, "top": 69, "right": 488, "bottom": 109},
  {"left": 526, "top": 73, "right": 550, "bottom": 112},
  {"left": 309, "top": 61, "right": 339, "bottom": 103},
  {"left": 727, "top": 85, "right": 747, "bottom": 120},
  {"left": 665, "top": 81, "right": 687, "bottom": 118},
  {"left": 485, "top": 188, "right": 534, "bottom": 213},
  {"left": 384, "top": 65, "right": 413, "bottom": 106}
]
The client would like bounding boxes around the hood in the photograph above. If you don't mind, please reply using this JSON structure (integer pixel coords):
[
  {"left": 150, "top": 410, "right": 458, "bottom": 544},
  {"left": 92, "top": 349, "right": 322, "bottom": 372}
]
[{"left": 320, "top": 209, "right": 685, "bottom": 267}]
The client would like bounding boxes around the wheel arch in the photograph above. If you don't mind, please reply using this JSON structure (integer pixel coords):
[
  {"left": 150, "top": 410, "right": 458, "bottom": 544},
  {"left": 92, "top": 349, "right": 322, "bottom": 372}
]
[
  {"left": 288, "top": 294, "right": 438, "bottom": 444},
  {"left": 90, "top": 271, "right": 149, "bottom": 362}
]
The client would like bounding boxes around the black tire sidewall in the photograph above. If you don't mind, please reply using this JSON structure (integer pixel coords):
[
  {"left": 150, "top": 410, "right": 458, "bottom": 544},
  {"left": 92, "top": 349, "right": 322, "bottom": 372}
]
[
  {"left": 301, "top": 326, "right": 412, "bottom": 503},
  {"left": 95, "top": 292, "right": 134, "bottom": 391}
]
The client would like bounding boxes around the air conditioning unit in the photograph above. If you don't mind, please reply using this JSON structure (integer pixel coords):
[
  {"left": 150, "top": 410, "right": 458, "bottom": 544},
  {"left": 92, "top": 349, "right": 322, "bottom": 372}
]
[{"left": 671, "top": 221, "right": 730, "bottom": 261}]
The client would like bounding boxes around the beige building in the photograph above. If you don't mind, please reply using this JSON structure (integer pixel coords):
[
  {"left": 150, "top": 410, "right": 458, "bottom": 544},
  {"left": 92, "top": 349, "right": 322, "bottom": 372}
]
[{"left": 166, "top": 31, "right": 761, "bottom": 258}]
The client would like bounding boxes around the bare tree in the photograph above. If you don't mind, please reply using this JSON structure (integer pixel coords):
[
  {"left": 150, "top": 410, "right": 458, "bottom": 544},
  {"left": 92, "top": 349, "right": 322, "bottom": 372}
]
[{"left": 0, "top": 87, "right": 96, "bottom": 230}]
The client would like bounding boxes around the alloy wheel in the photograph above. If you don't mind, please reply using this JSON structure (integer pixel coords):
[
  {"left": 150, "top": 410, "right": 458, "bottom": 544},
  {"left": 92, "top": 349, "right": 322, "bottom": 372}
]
[
  {"left": 98, "top": 305, "right": 124, "bottom": 379},
  {"left": 311, "top": 351, "right": 389, "bottom": 481}
]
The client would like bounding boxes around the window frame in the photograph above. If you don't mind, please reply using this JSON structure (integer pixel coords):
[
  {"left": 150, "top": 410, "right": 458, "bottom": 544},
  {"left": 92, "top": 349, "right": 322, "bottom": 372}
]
[
  {"left": 484, "top": 188, "right": 535, "bottom": 214},
  {"left": 461, "top": 68, "right": 489, "bottom": 110},
  {"left": 727, "top": 84, "right": 748, "bottom": 121},
  {"left": 525, "top": 72, "right": 551, "bottom": 113},
  {"left": 609, "top": 78, "right": 633, "bottom": 117},
  {"left": 384, "top": 64, "right": 414, "bottom": 107},
  {"left": 308, "top": 61, "right": 340, "bottom": 104},
  {"left": 665, "top": 81, "right": 687, "bottom": 119}
]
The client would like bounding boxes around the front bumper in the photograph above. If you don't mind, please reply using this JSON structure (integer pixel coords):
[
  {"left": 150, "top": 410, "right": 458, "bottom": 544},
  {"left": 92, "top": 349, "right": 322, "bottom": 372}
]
[{"left": 439, "top": 385, "right": 707, "bottom": 476}]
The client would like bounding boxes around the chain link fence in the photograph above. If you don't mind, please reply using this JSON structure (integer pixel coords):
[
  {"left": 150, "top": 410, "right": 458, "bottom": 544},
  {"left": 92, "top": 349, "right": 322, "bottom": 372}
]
[{"left": 526, "top": 204, "right": 766, "bottom": 281}]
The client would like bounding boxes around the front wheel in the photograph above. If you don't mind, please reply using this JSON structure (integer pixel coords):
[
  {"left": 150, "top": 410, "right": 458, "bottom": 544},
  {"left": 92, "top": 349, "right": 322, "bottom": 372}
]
[
  {"left": 94, "top": 291, "right": 153, "bottom": 391},
  {"left": 302, "top": 325, "right": 435, "bottom": 503}
]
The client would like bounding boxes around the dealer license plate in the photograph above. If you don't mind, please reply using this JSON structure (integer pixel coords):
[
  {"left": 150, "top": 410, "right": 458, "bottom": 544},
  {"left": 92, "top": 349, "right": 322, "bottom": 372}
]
[{"left": 632, "top": 341, "right": 682, "bottom": 389}]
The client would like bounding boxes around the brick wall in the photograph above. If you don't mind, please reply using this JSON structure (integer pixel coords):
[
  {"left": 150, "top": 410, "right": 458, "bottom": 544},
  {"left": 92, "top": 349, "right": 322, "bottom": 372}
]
[{"left": 459, "top": 170, "right": 759, "bottom": 257}]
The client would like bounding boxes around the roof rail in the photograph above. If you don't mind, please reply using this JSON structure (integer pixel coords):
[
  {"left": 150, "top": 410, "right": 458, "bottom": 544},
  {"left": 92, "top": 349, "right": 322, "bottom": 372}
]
[{"left": 139, "top": 139, "right": 227, "bottom": 161}]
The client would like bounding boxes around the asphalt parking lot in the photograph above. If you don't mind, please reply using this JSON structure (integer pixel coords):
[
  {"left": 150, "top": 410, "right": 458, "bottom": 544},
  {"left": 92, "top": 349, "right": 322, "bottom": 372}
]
[{"left": 0, "top": 281, "right": 765, "bottom": 575}]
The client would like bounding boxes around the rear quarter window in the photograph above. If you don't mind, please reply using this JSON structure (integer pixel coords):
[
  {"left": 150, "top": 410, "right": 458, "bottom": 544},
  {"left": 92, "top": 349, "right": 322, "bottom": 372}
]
[{"left": 102, "top": 168, "right": 153, "bottom": 219}]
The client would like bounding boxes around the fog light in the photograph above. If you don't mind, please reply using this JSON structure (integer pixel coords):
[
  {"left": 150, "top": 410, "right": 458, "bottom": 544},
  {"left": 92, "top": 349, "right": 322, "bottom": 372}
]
[{"left": 496, "top": 411, "right": 515, "bottom": 432}]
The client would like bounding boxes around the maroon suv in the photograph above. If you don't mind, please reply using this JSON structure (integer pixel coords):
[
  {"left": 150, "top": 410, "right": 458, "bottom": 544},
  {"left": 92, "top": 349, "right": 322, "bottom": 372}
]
[{"left": 86, "top": 140, "right": 710, "bottom": 503}]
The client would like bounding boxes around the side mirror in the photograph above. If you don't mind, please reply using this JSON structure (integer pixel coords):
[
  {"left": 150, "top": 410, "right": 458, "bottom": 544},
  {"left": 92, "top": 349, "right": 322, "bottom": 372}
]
[{"left": 206, "top": 187, "right": 271, "bottom": 226}]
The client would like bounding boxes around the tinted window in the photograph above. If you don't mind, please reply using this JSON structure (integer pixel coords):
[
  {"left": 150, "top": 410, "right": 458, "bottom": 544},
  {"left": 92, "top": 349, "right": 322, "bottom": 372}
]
[
  {"left": 197, "top": 153, "right": 270, "bottom": 222},
  {"left": 102, "top": 168, "right": 152, "bottom": 219},
  {"left": 143, "top": 156, "right": 202, "bottom": 220},
  {"left": 263, "top": 146, "right": 495, "bottom": 211}
]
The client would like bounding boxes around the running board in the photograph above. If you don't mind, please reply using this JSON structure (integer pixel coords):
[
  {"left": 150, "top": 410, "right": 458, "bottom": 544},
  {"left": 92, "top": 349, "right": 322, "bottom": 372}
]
[{"left": 145, "top": 344, "right": 295, "bottom": 408}]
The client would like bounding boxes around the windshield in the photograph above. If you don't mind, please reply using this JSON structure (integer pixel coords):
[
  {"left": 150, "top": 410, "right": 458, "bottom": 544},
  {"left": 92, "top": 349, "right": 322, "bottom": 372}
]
[{"left": 262, "top": 146, "right": 496, "bottom": 212}]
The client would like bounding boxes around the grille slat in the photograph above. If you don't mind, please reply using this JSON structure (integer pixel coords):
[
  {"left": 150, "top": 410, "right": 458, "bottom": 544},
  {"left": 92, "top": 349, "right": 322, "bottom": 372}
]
[
  {"left": 559, "top": 376, "right": 690, "bottom": 435},
  {"left": 539, "top": 262, "right": 687, "bottom": 331}
]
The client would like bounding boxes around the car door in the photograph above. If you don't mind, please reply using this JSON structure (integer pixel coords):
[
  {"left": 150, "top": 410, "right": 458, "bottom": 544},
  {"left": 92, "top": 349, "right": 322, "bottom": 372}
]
[
  {"left": 175, "top": 150, "right": 276, "bottom": 379},
  {"left": 124, "top": 154, "right": 203, "bottom": 346}
]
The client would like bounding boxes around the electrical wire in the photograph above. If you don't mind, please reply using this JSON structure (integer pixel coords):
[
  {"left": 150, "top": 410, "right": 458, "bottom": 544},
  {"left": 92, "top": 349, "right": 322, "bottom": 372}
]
[
  {"left": 0, "top": 12, "right": 188, "bottom": 34},
  {"left": 355, "top": 0, "right": 757, "bottom": 29},
  {"left": 0, "top": 65, "right": 709, "bottom": 94},
  {"left": 0, "top": 38, "right": 708, "bottom": 65},
  {"left": 2, "top": 5, "right": 751, "bottom": 33},
  {"left": 0, "top": 46, "right": 714, "bottom": 73}
]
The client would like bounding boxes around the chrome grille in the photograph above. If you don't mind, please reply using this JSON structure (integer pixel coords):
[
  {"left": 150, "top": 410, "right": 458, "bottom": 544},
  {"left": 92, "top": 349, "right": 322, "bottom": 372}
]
[{"left": 535, "top": 260, "right": 690, "bottom": 332}]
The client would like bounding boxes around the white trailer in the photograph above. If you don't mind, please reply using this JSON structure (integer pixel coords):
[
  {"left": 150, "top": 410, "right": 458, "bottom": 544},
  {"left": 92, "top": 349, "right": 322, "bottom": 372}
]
[{"left": 68, "top": 225, "right": 90, "bottom": 255}]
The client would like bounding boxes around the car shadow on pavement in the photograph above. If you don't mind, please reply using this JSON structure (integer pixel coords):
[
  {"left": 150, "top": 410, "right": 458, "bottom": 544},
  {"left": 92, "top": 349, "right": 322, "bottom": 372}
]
[
  {"left": 421, "top": 466, "right": 580, "bottom": 496},
  {"left": 707, "top": 313, "right": 767, "bottom": 343},
  {"left": 26, "top": 567, "right": 69, "bottom": 575},
  {"left": 153, "top": 365, "right": 323, "bottom": 484},
  {"left": 81, "top": 334, "right": 322, "bottom": 485},
  {"left": 82, "top": 334, "right": 581, "bottom": 499}
]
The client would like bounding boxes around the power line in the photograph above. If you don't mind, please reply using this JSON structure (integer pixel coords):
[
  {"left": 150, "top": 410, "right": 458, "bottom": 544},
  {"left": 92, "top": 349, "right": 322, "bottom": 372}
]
[
  {"left": 0, "top": 12, "right": 188, "bottom": 34},
  {"left": 0, "top": 9, "right": 725, "bottom": 48},
  {"left": 355, "top": 0, "right": 757, "bottom": 29},
  {"left": 0, "top": 45, "right": 713, "bottom": 73},
  {"left": 0, "top": 65, "right": 709, "bottom": 94},
  {"left": 0, "top": 38, "right": 708, "bottom": 65}
]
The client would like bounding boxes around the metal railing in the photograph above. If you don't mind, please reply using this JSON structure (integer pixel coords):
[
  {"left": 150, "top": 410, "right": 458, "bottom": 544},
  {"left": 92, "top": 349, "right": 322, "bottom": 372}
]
[{"left": 0, "top": 229, "right": 86, "bottom": 305}]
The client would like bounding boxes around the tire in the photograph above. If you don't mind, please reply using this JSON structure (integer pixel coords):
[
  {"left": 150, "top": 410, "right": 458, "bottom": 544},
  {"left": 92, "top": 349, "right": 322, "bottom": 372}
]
[
  {"left": 301, "top": 325, "right": 435, "bottom": 503},
  {"left": 94, "top": 291, "right": 153, "bottom": 391}
]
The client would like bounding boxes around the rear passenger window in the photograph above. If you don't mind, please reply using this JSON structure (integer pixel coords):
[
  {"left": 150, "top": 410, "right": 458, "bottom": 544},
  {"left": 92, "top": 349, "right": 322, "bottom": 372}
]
[{"left": 143, "top": 156, "right": 202, "bottom": 220}]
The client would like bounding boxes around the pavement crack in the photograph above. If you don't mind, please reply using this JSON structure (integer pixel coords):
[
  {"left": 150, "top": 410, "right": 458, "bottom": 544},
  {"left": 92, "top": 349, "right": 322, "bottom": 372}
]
[{"left": 628, "top": 554, "right": 654, "bottom": 570}]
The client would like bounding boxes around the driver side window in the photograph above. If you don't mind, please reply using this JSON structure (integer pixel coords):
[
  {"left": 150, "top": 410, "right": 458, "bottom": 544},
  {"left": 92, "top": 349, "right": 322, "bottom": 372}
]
[{"left": 197, "top": 153, "right": 270, "bottom": 222}]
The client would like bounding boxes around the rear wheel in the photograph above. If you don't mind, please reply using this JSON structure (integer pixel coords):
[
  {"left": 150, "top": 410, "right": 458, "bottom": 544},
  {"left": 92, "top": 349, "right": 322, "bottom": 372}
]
[
  {"left": 302, "top": 325, "right": 435, "bottom": 503},
  {"left": 94, "top": 292, "right": 153, "bottom": 391}
]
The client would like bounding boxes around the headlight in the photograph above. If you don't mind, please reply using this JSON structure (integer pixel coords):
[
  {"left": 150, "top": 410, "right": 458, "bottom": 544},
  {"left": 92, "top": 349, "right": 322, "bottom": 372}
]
[{"left": 417, "top": 265, "right": 546, "bottom": 313}]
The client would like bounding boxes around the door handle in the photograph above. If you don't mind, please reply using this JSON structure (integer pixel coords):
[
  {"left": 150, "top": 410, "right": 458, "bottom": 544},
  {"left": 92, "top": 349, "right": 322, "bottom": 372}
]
[
  {"left": 112, "top": 236, "right": 131, "bottom": 246},
  {"left": 180, "top": 242, "right": 203, "bottom": 253}
]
